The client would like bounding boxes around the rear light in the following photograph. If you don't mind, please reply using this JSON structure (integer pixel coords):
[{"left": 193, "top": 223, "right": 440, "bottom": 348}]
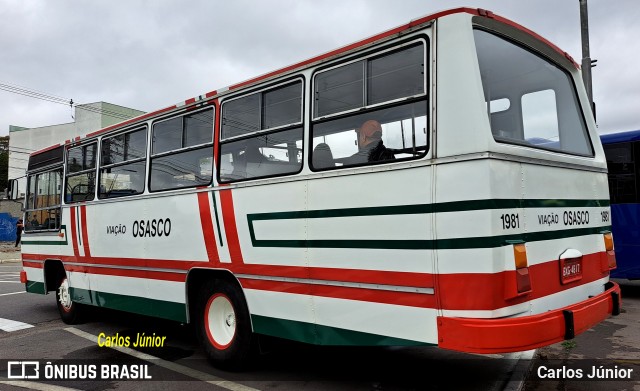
[
  {"left": 604, "top": 232, "right": 614, "bottom": 251},
  {"left": 20, "top": 270, "right": 27, "bottom": 284},
  {"left": 514, "top": 243, "right": 528, "bottom": 269},
  {"left": 505, "top": 242, "right": 532, "bottom": 298},
  {"left": 603, "top": 232, "right": 617, "bottom": 270},
  {"left": 513, "top": 243, "right": 531, "bottom": 293}
]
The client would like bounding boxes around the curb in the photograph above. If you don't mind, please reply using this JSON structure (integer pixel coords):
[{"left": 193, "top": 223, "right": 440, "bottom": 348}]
[{"left": 503, "top": 349, "right": 536, "bottom": 391}]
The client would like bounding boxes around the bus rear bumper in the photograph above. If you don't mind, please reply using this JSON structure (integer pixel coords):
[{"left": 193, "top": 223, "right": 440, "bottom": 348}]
[{"left": 436, "top": 281, "right": 621, "bottom": 354}]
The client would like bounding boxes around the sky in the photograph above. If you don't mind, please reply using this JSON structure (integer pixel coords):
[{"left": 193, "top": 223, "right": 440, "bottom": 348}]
[{"left": 1, "top": 0, "right": 638, "bottom": 138}]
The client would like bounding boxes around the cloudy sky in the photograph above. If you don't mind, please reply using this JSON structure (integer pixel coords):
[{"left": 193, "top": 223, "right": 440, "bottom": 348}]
[{"left": 1, "top": 1, "right": 638, "bottom": 138}]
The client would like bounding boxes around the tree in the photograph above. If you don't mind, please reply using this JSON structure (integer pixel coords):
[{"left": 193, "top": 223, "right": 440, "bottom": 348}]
[{"left": 0, "top": 136, "right": 9, "bottom": 192}]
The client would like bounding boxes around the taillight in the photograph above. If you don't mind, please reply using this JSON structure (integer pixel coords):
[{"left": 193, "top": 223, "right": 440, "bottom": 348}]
[
  {"left": 505, "top": 242, "right": 532, "bottom": 299},
  {"left": 20, "top": 270, "right": 27, "bottom": 284},
  {"left": 604, "top": 232, "right": 616, "bottom": 270},
  {"left": 513, "top": 243, "right": 531, "bottom": 293}
]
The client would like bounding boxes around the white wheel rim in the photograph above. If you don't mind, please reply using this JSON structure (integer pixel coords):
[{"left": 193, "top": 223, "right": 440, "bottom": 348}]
[
  {"left": 58, "top": 278, "right": 72, "bottom": 311},
  {"left": 205, "top": 294, "right": 236, "bottom": 349}
]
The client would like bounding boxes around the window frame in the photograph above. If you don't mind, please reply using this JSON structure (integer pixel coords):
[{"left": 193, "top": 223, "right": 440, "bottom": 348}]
[
  {"left": 217, "top": 77, "right": 305, "bottom": 184},
  {"left": 149, "top": 106, "right": 215, "bottom": 192},
  {"left": 220, "top": 78, "right": 304, "bottom": 143},
  {"left": 312, "top": 38, "right": 428, "bottom": 121},
  {"left": 309, "top": 36, "right": 430, "bottom": 172},
  {"left": 98, "top": 125, "right": 148, "bottom": 199},
  {"left": 473, "top": 27, "right": 595, "bottom": 158},
  {"left": 24, "top": 165, "right": 63, "bottom": 232},
  {"left": 65, "top": 142, "right": 98, "bottom": 203}
]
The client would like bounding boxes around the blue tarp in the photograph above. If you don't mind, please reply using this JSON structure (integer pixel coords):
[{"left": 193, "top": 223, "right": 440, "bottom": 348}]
[{"left": 0, "top": 213, "right": 19, "bottom": 241}]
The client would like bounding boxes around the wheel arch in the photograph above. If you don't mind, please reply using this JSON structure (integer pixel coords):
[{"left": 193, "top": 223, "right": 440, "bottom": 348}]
[
  {"left": 185, "top": 268, "right": 253, "bottom": 331},
  {"left": 43, "top": 259, "right": 66, "bottom": 293}
]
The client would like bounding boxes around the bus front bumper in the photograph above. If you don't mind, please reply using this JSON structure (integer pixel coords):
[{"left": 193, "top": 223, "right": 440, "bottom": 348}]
[{"left": 436, "top": 281, "right": 621, "bottom": 354}]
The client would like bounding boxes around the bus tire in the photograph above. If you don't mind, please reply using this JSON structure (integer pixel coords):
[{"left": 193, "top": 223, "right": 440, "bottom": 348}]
[
  {"left": 197, "top": 279, "right": 253, "bottom": 370},
  {"left": 56, "top": 276, "right": 83, "bottom": 324}
]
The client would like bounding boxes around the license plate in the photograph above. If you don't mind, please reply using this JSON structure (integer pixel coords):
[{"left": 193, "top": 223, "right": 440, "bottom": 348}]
[{"left": 560, "top": 257, "right": 583, "bottom": 284}]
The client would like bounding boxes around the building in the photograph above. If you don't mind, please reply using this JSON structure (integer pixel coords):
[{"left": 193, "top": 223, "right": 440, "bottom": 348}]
[{"left": 8, "top": 102, "right": 144, "bottom": 197}]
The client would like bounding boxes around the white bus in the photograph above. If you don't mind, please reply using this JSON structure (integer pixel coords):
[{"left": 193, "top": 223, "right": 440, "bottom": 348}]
[{"left": 17, "top": 7, "right": 620, "bottom": 369}]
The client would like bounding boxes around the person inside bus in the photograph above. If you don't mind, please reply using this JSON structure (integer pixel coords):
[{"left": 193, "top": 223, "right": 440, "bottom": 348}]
[{"left": 345, "top": 119, "right": 395, "bottom": 165}]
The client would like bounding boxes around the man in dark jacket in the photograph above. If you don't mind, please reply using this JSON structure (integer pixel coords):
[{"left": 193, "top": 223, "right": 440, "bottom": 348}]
[
  {"left": 345, "top": 120, "right": 395, "bottom": 165},
  {"left": 15, "top": 218, "right": 24, "bottom": 247}
]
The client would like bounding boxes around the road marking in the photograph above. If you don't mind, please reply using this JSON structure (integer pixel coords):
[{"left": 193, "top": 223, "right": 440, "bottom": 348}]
[
  {"left": 0, "top": 280, "right": 21, "bottom": 283},
  {"left": 65, "top": 327, "right": 260, "bottom": 391},
  {"left": 0, "top": 317, "right": 34, "bottom": 331},
  {"left": 0, "top": 380, "right": 81, "bottom": 391},
  {"left": 0, "top": 291, "right": 26, "bottom": 297}
]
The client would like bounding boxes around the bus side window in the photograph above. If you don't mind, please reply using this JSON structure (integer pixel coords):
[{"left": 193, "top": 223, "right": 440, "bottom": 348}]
[
  {"left": 311, "top": 40, "right": 428, "bottom": 171},
  {"left": 65, "top": 143, "right": 97, "bottom": 203},
  {"left": 219, "top": 80, "right": 303, "bottom": 183},
  {"left": 26, "top": 169, "right": 62, "bottom": 231},
  {"left": 99, "top": 126, "right": 147, "bottom": 199},
  {"left": 149, "top": 108, "right": 214, "bottom": 192}
]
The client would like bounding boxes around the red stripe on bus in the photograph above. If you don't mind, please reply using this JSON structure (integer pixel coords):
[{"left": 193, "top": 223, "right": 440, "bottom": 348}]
[
  {"left": 69, "top": 207, "right": 80, "bottom": 257},
  {"left": 20, "top": 251, "right": 609, "bottom": 311},
  {"left": 21, "top": 252, "right": 432, "bottom": 288},
  {"left": 239, "top": 278, "right": 436, "bottom": 308},
  {"left": 219, "top": 189, "right": 244, "bottom": 264},
  {"left": 64, "top": 264, "right": 186, "bottom": 282},
  {"left": 197, "top": 191, "right": 220, "bottom": 264},
  {"left": 80, "top": 205, "right": 91, "bottom": 257},
  {"left": 437, "top": 252, "right": 608, "bottom": 310}
]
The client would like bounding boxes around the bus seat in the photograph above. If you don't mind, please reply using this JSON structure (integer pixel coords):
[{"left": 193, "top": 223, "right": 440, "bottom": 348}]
[{"left": 313, "top": 143, "right": 335, "bottom": 169}]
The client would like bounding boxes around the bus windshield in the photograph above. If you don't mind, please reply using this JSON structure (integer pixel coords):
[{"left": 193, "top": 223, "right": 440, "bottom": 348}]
[{"left": 474, "top": 29, "right": 593, "bottom": 156}]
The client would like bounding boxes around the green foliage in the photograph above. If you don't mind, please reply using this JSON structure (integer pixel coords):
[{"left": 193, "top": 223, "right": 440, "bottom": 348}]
[
  {"left": 561, "top": 340, "right": 577, "bottom": 350},
  {"left": 0, "top": 136, "right": 8, "bottom": 193}
]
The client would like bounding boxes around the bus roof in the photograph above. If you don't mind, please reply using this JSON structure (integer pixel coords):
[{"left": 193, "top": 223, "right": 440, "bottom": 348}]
[
  {"left": 600, "top": 130, "right": 640, "bottom": 144},
  {"left": 30, "top": 7, "right": 577, "bottom": 157}
]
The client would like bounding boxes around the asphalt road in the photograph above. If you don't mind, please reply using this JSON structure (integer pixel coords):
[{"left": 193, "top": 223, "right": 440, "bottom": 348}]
[{"left": 0, "top": 250, "right": 637, "bottom": 391}]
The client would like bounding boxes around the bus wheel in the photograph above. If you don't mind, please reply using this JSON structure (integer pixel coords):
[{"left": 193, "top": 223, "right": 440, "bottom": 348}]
[
  {"left": 56, "top": 276, "right": 82, "bottom": 324},
  {"left": 197, "top": 279, "right": 253, "bottom": 370}
]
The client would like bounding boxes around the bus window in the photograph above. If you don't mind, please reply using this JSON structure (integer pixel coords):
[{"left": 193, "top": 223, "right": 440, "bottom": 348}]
[
  {"left": 312, "top": 102, "right": 427, "bottom": 169},
  {"left": 314, "top": 42, "right": 424, "bottom": 118},
  {"left": 25, "top": 169, "right": 62, "bottom": 231},
  {"left": 311, "top": 40, "right": 428, "bottom": 171},
  {"left": 150, "top": 108, "right": 214, "bottom": 191},
  {"left": 99, "top": 127, "right": 147, "bottom": 199},
  {"left": 65, "top": 143, "right": 97, "bottom": 203},
  {"left": 522, "top": 89, "right": 559, "bottom": 145},
  {"left": 219, "top": 81, "right": 303, "bottom": 182},
  {"left": 474, "top": 29, "right": 592, "bottom": 156}
]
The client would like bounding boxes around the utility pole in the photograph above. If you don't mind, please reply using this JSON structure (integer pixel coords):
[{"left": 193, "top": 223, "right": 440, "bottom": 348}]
[{"left": 579, "top": 0, "right": 594, "bottom": 107}]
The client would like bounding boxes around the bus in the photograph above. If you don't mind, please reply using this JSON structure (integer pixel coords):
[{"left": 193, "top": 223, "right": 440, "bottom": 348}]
[
  {"left": 16, "top": 7, "right": 620, "bottom": 369},
  {"left": 601, "top": 129, "right": 640, "bottom": 279}
]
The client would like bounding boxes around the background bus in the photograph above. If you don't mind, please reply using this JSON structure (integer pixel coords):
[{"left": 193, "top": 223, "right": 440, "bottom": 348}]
[{"left": 601, "top": 129, "right": 640, "bottom": 280}]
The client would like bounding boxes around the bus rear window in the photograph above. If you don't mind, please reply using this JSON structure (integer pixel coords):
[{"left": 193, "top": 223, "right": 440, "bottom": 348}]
[{"left": 474, "top": 29, "right": 593, "bottom": 157}]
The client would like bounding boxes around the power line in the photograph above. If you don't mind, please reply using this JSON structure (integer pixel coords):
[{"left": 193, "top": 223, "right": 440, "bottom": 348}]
[{"left": 0, "top": 81, "right": 139, "bottom": 122}]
